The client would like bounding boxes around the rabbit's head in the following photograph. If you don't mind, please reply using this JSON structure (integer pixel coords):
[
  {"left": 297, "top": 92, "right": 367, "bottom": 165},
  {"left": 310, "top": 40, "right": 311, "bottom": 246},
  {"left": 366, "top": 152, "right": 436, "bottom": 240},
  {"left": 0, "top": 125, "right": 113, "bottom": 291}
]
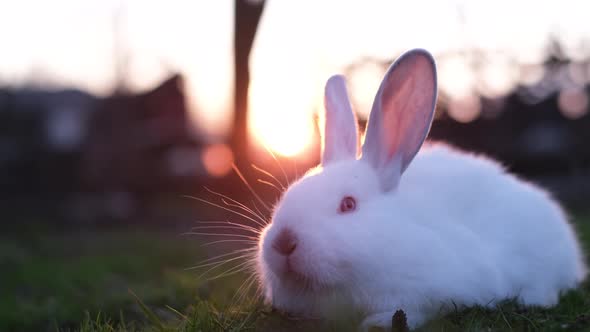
[{"left": 257, "top": 49, "right": 438, "bottom": 316}]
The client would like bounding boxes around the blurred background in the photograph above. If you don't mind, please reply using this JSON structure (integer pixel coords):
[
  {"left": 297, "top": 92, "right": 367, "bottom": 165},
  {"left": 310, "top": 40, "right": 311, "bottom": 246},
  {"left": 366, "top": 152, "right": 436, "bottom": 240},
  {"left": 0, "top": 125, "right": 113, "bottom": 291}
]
[{"left": 1, "top": 0, "right": 590, "bottom": 330}]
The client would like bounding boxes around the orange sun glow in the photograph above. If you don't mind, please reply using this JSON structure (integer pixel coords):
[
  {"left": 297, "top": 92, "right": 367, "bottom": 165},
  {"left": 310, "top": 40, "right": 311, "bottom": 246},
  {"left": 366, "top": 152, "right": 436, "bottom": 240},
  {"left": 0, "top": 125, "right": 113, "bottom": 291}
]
[
  {"left": 249, "top": 109, "right": 315, "bottom": 157},
  {"left": 248, "top": 70, "right": 318, "bottom": 157}
]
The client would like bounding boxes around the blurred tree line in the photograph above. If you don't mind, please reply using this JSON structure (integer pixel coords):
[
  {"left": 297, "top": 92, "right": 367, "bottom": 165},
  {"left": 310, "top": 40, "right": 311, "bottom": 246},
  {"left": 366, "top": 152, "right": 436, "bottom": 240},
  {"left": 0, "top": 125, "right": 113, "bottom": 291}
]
[{"left": 0, "top": 0, "right": 588, "bottom": 223}]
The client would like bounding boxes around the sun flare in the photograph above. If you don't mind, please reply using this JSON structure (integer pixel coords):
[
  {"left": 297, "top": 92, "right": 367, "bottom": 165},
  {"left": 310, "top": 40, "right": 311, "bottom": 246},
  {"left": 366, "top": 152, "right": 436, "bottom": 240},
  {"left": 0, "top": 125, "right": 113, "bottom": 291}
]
[
  {"left": 248, "top": 62, "right": 318, "bottom": 157},
  {"left": 249, "top": 106, "right": 315, "bottom": 157}
]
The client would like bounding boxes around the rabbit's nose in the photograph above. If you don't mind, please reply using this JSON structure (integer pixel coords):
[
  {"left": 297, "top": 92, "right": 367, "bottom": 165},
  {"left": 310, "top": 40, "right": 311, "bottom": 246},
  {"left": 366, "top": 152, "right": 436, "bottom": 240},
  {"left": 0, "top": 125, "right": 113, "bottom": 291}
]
[{"left": 272, "top": 228, "right": 297, "bottom": 256}]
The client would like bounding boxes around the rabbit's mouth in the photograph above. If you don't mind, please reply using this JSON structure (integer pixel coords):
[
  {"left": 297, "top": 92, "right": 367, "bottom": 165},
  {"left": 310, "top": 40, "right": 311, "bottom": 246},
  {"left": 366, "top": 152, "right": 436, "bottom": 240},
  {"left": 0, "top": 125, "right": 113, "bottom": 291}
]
[
  {"left": 262, "top": 247, "right": 338, "bottom": 293},
  {"left": 282, "top": 261, "right": 331, "bottom": 293}
]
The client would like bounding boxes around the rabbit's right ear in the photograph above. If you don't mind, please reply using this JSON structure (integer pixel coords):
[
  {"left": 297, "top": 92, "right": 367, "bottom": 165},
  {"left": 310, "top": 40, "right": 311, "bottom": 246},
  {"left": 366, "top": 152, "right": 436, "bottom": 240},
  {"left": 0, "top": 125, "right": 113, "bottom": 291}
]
[
  {"left": 321, "top": 75, "right": 359, "bottom": 165},
  {"left": 361, "top": 49, "right": 437, "bottom": 192}
]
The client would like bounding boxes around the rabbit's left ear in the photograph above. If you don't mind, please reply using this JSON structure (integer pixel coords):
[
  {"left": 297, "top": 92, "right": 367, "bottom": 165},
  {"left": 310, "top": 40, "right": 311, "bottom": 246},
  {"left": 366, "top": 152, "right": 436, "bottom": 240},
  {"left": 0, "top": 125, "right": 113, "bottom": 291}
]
[
  {"left": 321, "top": 75, "right": 359, "bottom": 165},
  {"left": 361, "top": 49, "right": 437, "bottom": 191}
]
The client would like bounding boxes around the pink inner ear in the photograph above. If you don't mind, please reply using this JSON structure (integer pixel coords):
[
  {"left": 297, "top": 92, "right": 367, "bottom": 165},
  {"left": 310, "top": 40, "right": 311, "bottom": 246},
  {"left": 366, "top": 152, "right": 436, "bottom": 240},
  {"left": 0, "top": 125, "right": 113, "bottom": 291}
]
[
  {"left": 371, "top": 52, "right": 436, "bottom": 170},
  {"left": 381, "top": 75, "right": 416, "bottom": 160}
]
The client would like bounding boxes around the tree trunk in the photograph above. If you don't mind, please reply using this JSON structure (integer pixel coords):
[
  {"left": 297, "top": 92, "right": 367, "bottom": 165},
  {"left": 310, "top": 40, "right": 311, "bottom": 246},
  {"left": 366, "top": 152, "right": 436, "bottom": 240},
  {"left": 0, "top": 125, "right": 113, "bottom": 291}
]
[{"left": 232, "top": 0, "right": 266, "bottom": 173}]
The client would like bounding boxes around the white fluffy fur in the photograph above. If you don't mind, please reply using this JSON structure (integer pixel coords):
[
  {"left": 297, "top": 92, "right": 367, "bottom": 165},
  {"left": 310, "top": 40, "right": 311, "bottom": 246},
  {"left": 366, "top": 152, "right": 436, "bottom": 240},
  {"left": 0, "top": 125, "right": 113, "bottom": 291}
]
[{"left": 256, "top": 50, "right": 587, "bottom": 330}]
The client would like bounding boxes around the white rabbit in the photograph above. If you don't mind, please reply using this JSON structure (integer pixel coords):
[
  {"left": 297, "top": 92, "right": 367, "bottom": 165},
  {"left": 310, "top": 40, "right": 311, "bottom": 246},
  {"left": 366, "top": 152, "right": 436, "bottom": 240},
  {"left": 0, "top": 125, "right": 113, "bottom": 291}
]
[{"left": 255, "top": 49, "right": 587, "bottom": 330}]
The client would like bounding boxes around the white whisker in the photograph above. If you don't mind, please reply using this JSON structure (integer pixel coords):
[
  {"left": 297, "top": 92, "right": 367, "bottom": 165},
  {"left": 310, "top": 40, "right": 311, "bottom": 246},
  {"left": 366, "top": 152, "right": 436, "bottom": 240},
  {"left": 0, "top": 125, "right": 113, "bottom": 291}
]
[
  {"left": 191, "top": 225, "right": 261, "bottom": 235},
  {"left": 221, "top": 198, "right": 267, "bottom": 224},
  {"left": 292, "top": 156, "right": 300, "bottom": 180},
  {"left": 251, "top": 200, "right": 268, "bottom": 225},
  {"left": 204, "top": 187, "right": 267, "bottom": 224},
  {"left": 182, "top": 232, "right": 258, "bottom": 240},
  {"left": 251, "top": 163, "right": 286, "bottom": 191},
  {"left": 194, "top": 220, "right": 261, "bottom": 234},
  {"left": 260, "top": 142, "right": 289, "bottom": 187},
  {"left": 200, "top": 239, "right": 258, "bottom": 247},
  {"left": 256, "top": 179, "right": 282, "bottom": 194},
  {"left": 231, "top": 271, "right": 258, "bottom": 307},
  {"left": 181, "top": 164, "right": 274, "bottom": 312},
  {"left": 184, "top": 195, "right": 267, "bottom": 229},
  {"left": 204, "top": 260, "right": 253, "bottom": 282},
  {"left": 190, "top": 247, "right": 256, "bottom": 267},
  {"left": 231, "top": 164, "right": 272, "bottom": 212},
  {"left": 187, "top": 252, "right": 255, "bottom": 271},
  {"left": 195, "top": 258, "right": 240, "bottom": 280}
]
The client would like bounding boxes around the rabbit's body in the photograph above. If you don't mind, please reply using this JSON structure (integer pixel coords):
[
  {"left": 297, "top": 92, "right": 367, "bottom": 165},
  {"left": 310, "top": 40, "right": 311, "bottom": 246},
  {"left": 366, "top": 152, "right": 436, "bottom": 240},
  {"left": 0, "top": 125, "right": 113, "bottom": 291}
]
[
  {"left": 407, "top": 145, "right": 584, "bottom": 301},
  {"left": 256, "top": 50, "right": 586, "bottom": 330},
  {"left": 357, "top": 144, "right": 585, "bottom": 326}
]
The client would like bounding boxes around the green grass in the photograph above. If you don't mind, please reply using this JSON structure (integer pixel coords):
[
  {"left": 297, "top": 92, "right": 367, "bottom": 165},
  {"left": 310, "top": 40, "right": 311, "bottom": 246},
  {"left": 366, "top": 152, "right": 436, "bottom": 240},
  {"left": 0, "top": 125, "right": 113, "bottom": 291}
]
[
  {"left": 2, "top": 215, "right": 590, "bottom": 332},
  {"left": 0, "top": 226, "right": 211, "bottom": 331}
]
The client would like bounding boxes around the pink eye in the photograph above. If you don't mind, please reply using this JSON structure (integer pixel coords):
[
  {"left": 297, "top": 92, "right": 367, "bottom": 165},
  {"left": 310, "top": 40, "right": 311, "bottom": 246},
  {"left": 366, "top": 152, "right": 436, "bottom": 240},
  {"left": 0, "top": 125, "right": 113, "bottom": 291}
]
[{"left": 339, "top": 196, "right": 357, "bottom": 213}]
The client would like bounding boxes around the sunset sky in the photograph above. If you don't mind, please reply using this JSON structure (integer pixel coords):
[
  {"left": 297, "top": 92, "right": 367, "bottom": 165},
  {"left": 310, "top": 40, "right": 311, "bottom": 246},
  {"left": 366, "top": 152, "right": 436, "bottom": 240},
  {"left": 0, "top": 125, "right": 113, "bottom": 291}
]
[{"left": 1, "top": 0, "right": 589, "bottom": 156}]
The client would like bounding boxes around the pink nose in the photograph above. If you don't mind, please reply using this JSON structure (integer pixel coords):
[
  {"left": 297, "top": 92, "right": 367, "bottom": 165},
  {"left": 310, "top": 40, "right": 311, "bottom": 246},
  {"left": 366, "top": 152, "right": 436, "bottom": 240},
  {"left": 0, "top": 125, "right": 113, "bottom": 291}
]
[{"left": 272, "top": 228, "right": 297, "bottom": 256}]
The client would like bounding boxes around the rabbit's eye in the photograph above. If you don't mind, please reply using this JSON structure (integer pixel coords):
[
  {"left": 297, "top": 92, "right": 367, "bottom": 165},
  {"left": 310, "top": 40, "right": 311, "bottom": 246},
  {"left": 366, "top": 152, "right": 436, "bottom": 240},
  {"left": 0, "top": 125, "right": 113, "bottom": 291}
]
[{"left": 339, "top": 196, "right": 356, "bottom": 213}]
